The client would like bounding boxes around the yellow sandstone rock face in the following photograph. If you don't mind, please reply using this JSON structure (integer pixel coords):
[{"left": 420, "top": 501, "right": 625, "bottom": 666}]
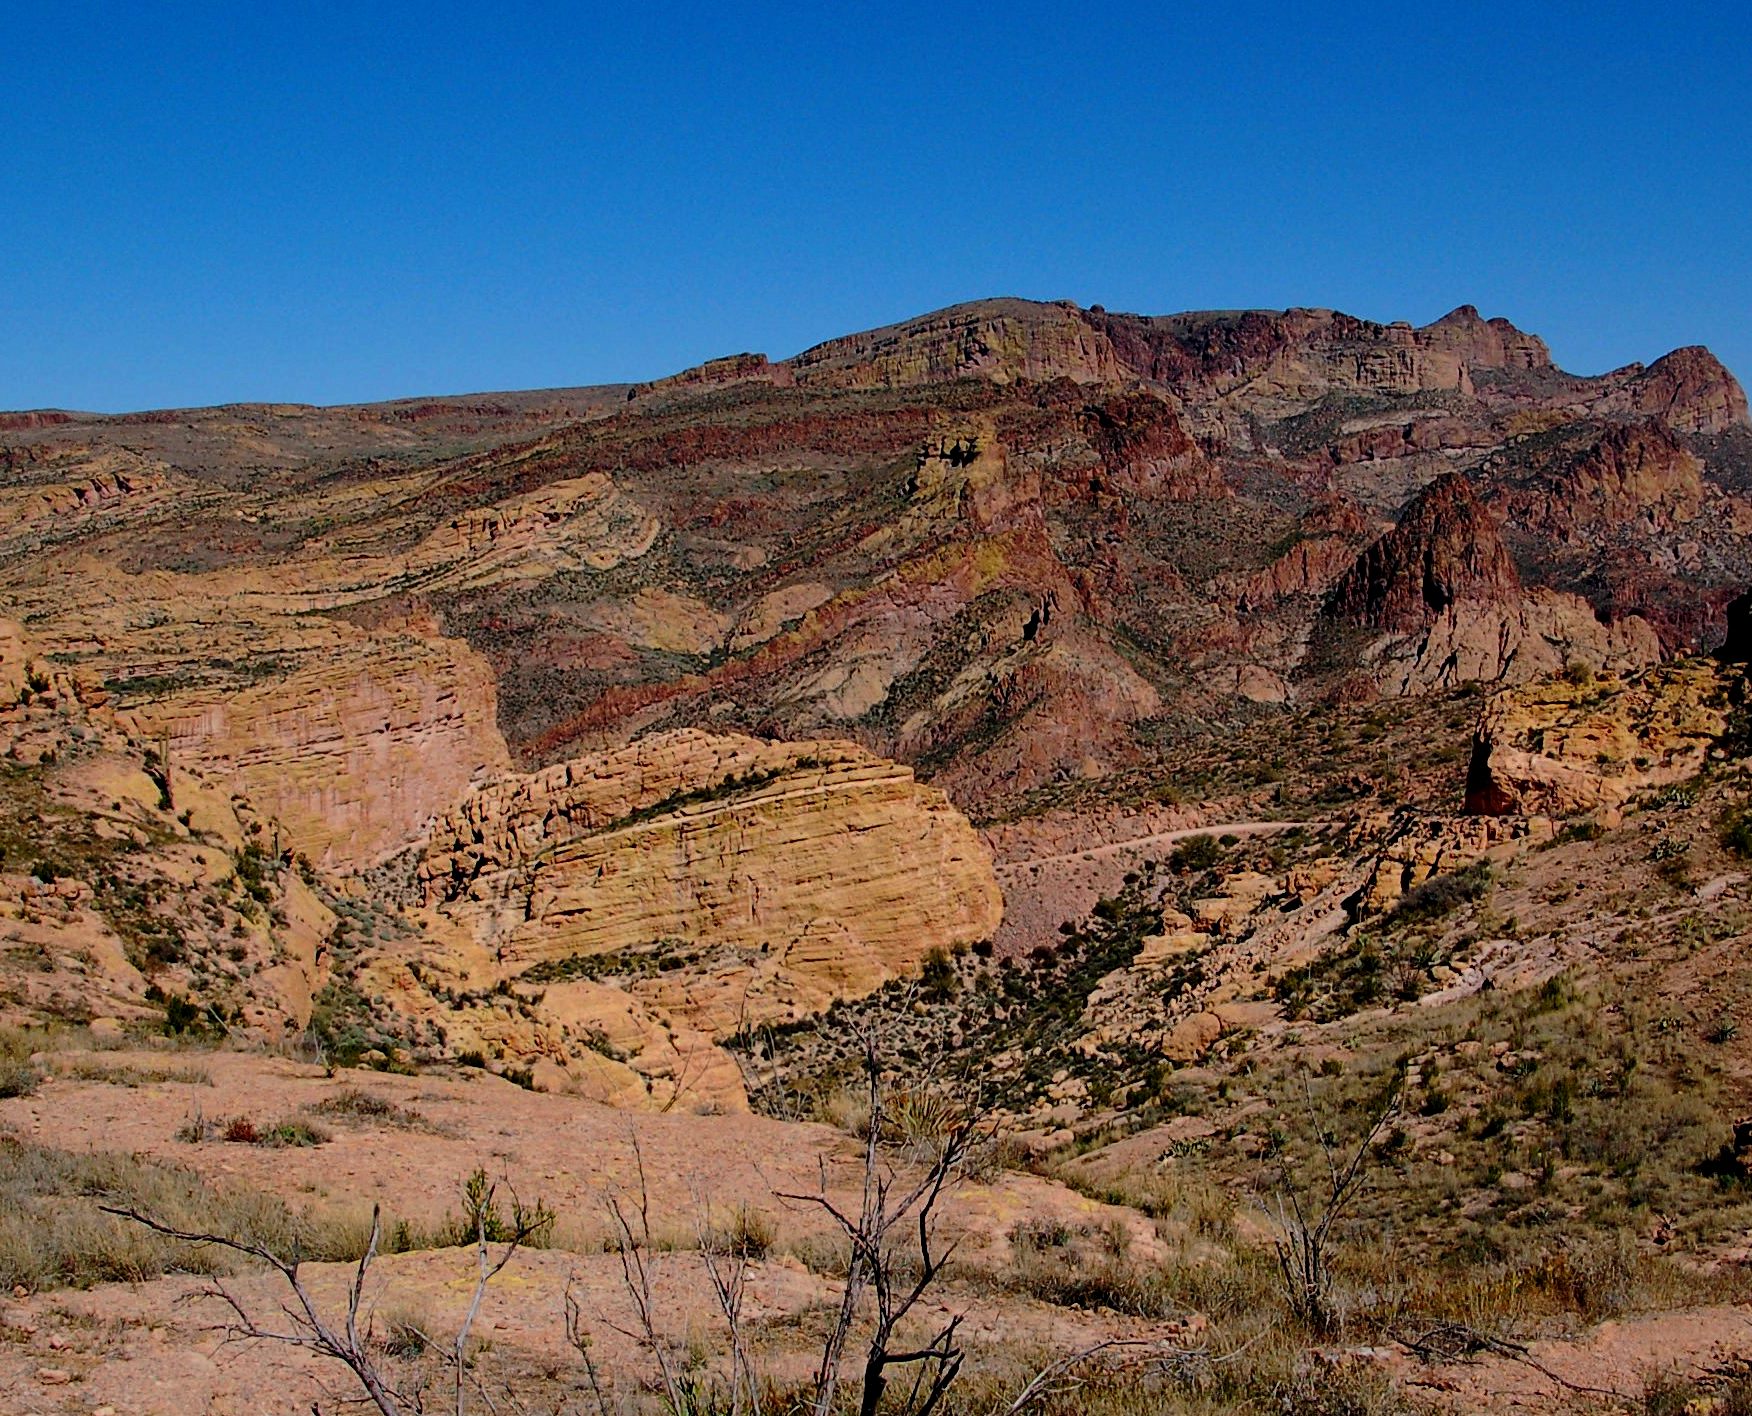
[
  {"left": 413, "top": 729, "right": 1003, "bottom": 1103},
  {"left": 401, "top": 473, "right": 659, "bottom": 590},
  {"left": 1465, "top": 660, "right": 1730, "bottom": 818},
  {"left": 0, "top": 617, "right": 332, "bottom": 1036},
  {"left": 138, "top": 630, "right": 512, "bottom": 870}
]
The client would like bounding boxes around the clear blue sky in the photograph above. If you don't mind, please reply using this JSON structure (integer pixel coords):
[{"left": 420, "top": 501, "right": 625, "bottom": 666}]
[{"left": 4, "top": 2, "right": 1748, "bottom": 412}]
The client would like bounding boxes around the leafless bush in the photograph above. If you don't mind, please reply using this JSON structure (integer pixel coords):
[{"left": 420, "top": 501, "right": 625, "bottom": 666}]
[
  {"left": 780, "top": 1027, "right": 984, "bottom": 1416},
  {"left": 107, "top": 1170, "right": 548, "bottom": 1416},
  {"left": 1259, "top": 1076, "right": 1402, "bottom": 1335}
]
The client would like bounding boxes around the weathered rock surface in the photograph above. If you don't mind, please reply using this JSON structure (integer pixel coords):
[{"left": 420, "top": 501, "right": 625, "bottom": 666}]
[
  {"left": 422, "top": 730, "right": 999, "bottom": 986},
  {"left": 1487, "top": 420, "right": 1705, "bottom": 544},
  {"left": 142, "top": 629, "right": 512, "bottom": 868},
  {"left": 1362, "top": 590, "right": 1665, "bottom": 696},
  {"left": 4, "top": 294, "right": 1750, "bottom": 837},
  {"left": 1464, "top": 659, "right": 1731, "bottom": 816},
  {"left": 0, "top": 618, "right": 333, "bottom": 1036},
  {"left": 402, "top": 472, "right": 659, "bottom": 590},
  {"left": 1326, "top": 474, "right": 1521, "bottom": 633},
  {"left": 1595, "top": 346, "right": 1751, "bottom": 434}
]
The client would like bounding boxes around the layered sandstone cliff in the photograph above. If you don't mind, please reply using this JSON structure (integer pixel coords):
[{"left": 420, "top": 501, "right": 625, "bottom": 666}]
[
  {"left": 420, "top": 729, "right": 1000, "bottom": 989},
  {"left": 397, "top": 730, "right": 1003, "bottom": 1110}
]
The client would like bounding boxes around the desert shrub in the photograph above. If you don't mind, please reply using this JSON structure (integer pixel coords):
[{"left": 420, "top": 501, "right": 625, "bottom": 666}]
[
  {"left": 261, "top": 1119, "right": 330, "bottom": 1148},
  {"left": 1170, "top": 834, "right": 1221, "bottom": 873},
  {"left": 0, "top": 1030, "right": 43, "bottom": 1097},
  {"left": 1009, "top": 1217, "right": 1075, "bottom": 1252},
  {"left": 1390, "top": 860, "right": 1492, "bottom": 925},
  {"left": 56, "top": 1059, "right": 211, "bottom": 1087},
  {"left": 187, "top": 1116, "right": 331, "bottom": 1148},
  {"left": 0, "top": 1058, "right": 41, "bottom": 1098},
  {"left": 437, "top": 1165, "right": 555, "bottom": 1248},
  {"left": 375, "top": 1305, "right": 436, "bottom": 1358},
  {"left": 309, "top": 1088, "right": 429, "bottom": 1130},
  {"left": 1006, "top": 1235, "right": 1173, "bottom": 1317},
  {"left": 1553, "top": 819, "right": 1604, "bottom": 846},
  {"left": 1643, "top": 1371, "right": 1702, "bottom": 1416},
  {"left": 919, "top": 945, "right": 958, "bottom": 1002},
  {"left": 1721, "top": 806, "right": 1752, "bottom": 859}
]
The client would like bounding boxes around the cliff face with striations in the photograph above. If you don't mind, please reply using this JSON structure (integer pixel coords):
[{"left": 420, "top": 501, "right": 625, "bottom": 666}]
[
  {"left": 420, "top": 729, "right": 1000, "bottom": 993},
  {"left": 395, "top": 729, "right": 1002, "bottom": 1110},
  {"left": 140, "top": 629, "right": 512, "bottom": 869}
]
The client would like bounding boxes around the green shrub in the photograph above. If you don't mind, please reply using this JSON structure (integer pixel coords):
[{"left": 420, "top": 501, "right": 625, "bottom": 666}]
[
  {"left": 0, "top": 1058, "right": 41, "bottom": 1099},
  {"left": 1170, "top": 834, "right": 1221, "bottom": 873},
  {"left": 1721, "top": 806, "right": 1752, "bottom": 859}
]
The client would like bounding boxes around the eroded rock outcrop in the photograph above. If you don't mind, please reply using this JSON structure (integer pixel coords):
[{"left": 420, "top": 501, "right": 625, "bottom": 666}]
[
  {"left": 402, "top": 472, "right": 659, "bottom": 589},
  {"left": 1596, "top": 347, "right": 1751, "bottom": 435},
  {"left": 1326, "top": 474, "right": 1520, "bottom": 632},
  {"left": 140, "top": 630, "right": 512, "bottom": 869},
  {"left": 1464, "top": 659, "right": 1731, "bottom": 816},
  {"left": 1363, "top": 591, "right": 1664, "bottom": 695},
  {"left": 1488, "top": 420, "right": 1705, "bottom": 544},
  {"left": 0, "top": 617, "right": 333, "bottom": 1037},
  {"left": 422, "top": 730, "right": 999, "bottom": 980},
  {"left": 409, "top": 730, "right": 1003, "bottom": 1105}
]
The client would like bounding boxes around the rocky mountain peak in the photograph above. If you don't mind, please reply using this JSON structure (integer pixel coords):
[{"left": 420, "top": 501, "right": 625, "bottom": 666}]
[
  {"left": 1626, "top": 345, "right": 1751, "bottom": 433},
  {"left": 1325, "top": 473, "right": 1521, "bottom": 632}
]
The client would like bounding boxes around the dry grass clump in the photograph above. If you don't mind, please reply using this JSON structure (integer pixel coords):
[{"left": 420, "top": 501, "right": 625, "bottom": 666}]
[
  {"left": 0, "top": 1134, "right": 368, "bottom": 1291},
  {"left": 176, "top": 1110, "right": 331, "bottom": 1147},
  {"left": 53, "top": 1057, "right": 212, "bottom": 1087},
  {"left": 950, "top": 1335, "right": 1417, "bottom": 1415},
  {"left": 701, "top": 1203, "right": 777, "bottom": 1260},
  {"left": 307, "top": 1086, "right": 437, "bottom": 1132},
  {"left": 0, "top": 1025, "right": 44, "bottom": 1097},
  {"left": 0, "top": 1056, "right": 41, "bottom": 1098}
]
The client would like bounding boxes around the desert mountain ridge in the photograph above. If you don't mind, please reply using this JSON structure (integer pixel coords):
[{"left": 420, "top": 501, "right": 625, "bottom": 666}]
[{"left": 9, "top": 295, "right": 1752, "bottom": 1410}]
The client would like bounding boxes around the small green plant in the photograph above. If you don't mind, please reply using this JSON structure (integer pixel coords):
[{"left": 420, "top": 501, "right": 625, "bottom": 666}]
[{"left": 443, "top": 1166, "right": 554, "bottom": 1247}]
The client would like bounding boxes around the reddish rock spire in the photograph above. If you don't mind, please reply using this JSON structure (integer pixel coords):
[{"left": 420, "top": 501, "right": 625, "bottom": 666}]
[{"left": 1325, "top": 473, "right": 1520, "bottom": 633}]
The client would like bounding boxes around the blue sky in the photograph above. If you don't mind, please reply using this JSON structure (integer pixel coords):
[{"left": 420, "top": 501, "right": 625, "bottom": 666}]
[{"left": 3, "top": 3, "right": 1748, "bottom": 411}]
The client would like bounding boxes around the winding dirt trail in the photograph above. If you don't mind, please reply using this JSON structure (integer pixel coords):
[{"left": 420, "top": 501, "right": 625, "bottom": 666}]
[{"left": 994, "top": 819, "right": 1305, "bottom": 875}]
